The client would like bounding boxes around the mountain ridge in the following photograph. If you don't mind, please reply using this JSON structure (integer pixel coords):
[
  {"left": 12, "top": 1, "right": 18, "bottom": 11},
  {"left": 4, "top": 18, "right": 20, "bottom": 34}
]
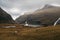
[
  {"left": 15, "top": 4, "right": 60, "bottom": 26},
  {"left": 0, "top": 7, "right": 15, "bottom": 24}
]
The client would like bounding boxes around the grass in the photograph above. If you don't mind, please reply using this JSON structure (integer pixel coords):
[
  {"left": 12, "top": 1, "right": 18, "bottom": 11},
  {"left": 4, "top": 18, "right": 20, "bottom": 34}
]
[{"left": 0, "top": 24, "right": 60, "bottom": 40}]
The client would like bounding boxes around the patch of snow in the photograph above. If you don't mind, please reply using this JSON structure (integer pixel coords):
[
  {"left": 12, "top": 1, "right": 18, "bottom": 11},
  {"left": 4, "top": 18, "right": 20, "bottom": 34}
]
[
  {"left": 54, "top": 18, "right": 60, "bottom": 26},
  {"left": 24, "top": 21, "right": 29, "bottom": 26},
  {"left": 4, "top": 26, "right": 16, "bottom": 28},
  {"left": 50, "top": 4, "right": 60, "bottom": 7}
]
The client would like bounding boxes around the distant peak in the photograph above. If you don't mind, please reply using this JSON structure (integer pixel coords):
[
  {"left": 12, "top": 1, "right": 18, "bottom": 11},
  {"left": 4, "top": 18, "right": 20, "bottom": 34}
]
[{"left": 40, "top": 4, "right": 60, "bottom": 9}]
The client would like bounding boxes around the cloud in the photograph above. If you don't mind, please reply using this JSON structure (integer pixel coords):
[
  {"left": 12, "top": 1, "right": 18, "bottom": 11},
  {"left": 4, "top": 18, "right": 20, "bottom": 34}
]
[{"left": 0, "top": 0, "right": 60, "bottom": 19}]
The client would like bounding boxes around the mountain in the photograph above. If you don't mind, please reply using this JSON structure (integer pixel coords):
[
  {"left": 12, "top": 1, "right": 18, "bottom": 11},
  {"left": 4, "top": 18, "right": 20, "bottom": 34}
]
[
  {"left": 37, "top": 4, "right": 60, "bottom": 11},
  {"left": 15, "top": 4, "right": 60, "bottom": 26},
  {"left": 0, "top": 7, "right": 15, "bottom": 24},
  {"left": 15, "top": 12, "right": 33, "bottom": 24}
]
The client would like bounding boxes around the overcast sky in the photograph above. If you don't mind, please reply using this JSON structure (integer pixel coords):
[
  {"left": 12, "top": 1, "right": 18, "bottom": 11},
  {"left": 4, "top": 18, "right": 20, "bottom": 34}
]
[{"left": 0, "top": 0, "right": 60, "bottom": 20}]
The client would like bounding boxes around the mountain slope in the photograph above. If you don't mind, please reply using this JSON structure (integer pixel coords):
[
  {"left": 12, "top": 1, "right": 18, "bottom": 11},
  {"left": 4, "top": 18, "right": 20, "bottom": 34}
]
[
  {"left": 15, "top": 12, "right": 32, "bottom": 24},
  {"left": 16, "top": 4, "right": 60, "bottom": 26},
  {"left": 0, "top": 7, "right": 15, "bottom": 24}
]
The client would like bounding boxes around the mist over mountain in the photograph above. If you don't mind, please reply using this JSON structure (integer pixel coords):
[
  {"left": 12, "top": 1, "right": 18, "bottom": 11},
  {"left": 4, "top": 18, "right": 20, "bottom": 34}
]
[
  {"left": 0, "top": 7, "right": 15, "bottom": 24},
  {"left": 15, "top": 12, "right": 33, "bottom": 24},
  {"left": 36, "top": 4, "right": 60, "bottom": 11},
  {"left": 15, "top": 4, "right": 60, "bottom": 26}
]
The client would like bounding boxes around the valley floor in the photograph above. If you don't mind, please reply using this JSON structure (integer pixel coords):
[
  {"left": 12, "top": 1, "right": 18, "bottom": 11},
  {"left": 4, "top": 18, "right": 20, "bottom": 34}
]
[{"left": 0, "top": 24, "right": 60, "bottom": 40}]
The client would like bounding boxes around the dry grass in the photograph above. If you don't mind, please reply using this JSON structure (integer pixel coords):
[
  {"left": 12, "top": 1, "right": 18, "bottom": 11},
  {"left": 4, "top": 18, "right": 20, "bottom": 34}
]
[{"left": 0, "top": 24, "right": 60, "bottom": 40}]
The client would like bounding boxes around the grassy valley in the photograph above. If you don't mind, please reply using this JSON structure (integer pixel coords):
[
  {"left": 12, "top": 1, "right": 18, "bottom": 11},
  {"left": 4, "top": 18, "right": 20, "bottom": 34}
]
[
  {"left": 0, "top": 4, "right": 60, "bottom": 40},
  {"left": 0, "top": 24, "right": 60, "bottom": 40}
]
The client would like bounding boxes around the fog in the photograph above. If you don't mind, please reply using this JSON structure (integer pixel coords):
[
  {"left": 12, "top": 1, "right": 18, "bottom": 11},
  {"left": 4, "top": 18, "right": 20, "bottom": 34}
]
[{"left": 0, "top": 0, "right": 60, "bottom": 20}]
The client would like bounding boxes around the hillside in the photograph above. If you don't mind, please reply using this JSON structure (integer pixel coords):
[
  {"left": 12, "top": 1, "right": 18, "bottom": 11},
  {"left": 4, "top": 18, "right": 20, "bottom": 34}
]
[
  {"left": 15, "top": 12, "right": 33, "bottom": 24},
  {"left": 0, "top": 25, "right": 60, "bottom": 40},
  {"left": 28, "top": 7, "right": 60, "bottom": 25},
  {"left": 16, "top": 4, "right": 60, "bottom": 26},
  {"left": 0, "top": 7, "right": 15, "bottom": 24}
]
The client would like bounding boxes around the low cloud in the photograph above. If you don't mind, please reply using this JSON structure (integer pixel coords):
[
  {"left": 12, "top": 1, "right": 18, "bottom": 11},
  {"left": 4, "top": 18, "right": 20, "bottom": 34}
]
[{"left": 0, "top": 0, "right": 60, "bottom": 19}]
